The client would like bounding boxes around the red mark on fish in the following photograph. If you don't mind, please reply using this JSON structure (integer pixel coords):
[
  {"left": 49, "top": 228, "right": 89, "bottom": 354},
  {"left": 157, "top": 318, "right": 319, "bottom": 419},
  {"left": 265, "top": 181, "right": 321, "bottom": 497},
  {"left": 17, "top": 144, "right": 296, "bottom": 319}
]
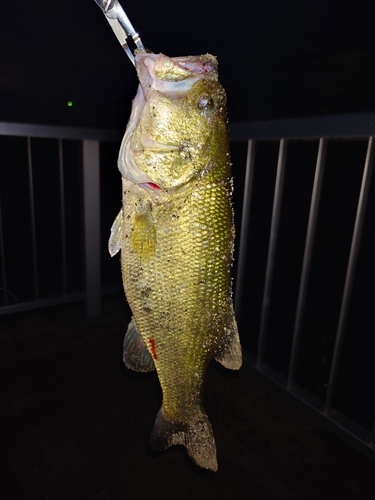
[
  {"left": 139, "top": 182, "right": 161, "bottom": 191},
  {"left": 148, "top": 337, "right": 158, "bottom": 360}
]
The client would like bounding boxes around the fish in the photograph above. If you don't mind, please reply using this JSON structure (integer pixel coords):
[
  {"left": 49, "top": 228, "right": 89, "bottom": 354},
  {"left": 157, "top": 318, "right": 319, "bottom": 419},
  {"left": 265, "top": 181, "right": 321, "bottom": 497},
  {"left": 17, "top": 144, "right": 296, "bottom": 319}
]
[{"left": 109, "top": 51, "right": 242, "bottom": 471}]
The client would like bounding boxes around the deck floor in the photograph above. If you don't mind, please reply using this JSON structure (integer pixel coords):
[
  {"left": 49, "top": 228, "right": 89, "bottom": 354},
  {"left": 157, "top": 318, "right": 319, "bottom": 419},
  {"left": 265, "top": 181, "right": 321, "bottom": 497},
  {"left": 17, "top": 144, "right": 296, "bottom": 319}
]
[{"left": 1, "top": 296, "right": 375, "bottom": 500}]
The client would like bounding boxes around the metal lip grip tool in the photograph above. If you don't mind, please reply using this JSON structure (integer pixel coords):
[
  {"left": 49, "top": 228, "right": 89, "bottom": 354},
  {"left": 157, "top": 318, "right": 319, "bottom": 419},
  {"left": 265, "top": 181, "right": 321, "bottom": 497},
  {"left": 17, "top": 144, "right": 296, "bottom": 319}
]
[{"left": 93, "top": 0, "right": 146, "bottom": 64}]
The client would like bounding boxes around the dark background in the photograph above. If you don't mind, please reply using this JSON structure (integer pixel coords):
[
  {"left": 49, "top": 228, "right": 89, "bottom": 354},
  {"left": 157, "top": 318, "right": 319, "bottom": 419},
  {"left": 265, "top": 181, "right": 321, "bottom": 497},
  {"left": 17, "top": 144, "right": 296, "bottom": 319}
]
[
  {"left": 1, "top": 0, "right": 375, "bottom": 129},
  {"left": 2, "top": 3, "right": 375, "bottom": 498}
]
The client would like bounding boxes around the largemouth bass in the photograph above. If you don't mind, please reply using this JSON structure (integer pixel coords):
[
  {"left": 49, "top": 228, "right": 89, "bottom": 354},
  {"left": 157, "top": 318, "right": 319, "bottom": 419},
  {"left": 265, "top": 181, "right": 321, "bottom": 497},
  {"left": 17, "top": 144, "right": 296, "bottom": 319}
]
[{"left": 109, "top": 51, "right": 242, "bottom": 471}]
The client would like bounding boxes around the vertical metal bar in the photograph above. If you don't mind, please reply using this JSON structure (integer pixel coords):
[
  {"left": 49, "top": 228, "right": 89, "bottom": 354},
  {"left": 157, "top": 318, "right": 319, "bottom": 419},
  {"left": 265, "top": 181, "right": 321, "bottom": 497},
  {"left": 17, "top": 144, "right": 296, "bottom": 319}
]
[
  {"left": 287, "top": 138, "right": 328, "bottom": 389},
  {"left": 0, "top": 195, "right": 8, "bottom": 305},
  {"left": 27, "top": 137, "right": 39, "bottom": 299},
  {"left": 234, "top": 140, "right": 256, "bottom": 322},
  {"left": 83, "top": 139, "right": 101, "bottom": 317},
  {"left": 257, "top": 139, "right": 288, "bottom": 368},
  {"left": 59, "top": 139, "right": 68, "bottom": 295},
  {"left": 325, "top": 137, "right": 375, "bottom": 417},
  {"left": 370, "top": 411, "right": 375, "bottom": 448},
  {"left": 370, "top": 426, "right": 375, "bottom": 449}
]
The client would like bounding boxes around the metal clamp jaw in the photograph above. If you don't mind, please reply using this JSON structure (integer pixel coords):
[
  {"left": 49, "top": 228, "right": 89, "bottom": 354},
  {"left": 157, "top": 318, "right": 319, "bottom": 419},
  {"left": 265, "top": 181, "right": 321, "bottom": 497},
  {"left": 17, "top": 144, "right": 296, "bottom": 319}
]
[{"left": 93, "top": 0, "right": 146, "bottom": 65}]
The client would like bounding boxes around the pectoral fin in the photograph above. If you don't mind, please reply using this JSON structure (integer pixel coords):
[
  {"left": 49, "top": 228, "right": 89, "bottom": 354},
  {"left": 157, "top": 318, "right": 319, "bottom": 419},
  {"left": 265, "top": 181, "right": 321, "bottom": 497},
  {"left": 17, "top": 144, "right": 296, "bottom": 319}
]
[
  {"left": 123, "top": 317, "right": 155, "bottom": 372},
  {"left": 131, "top": 211, "right": 156, "bottom": 260},
  {"left": 108, "top": 209, "right": 124, "bottom": 257}
]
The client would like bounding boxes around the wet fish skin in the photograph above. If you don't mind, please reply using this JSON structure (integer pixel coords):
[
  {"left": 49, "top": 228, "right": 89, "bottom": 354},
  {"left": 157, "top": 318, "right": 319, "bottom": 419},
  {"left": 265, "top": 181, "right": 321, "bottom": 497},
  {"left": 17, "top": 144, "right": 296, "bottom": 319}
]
[{"left": 109, "top": 52, "right": 242, "bottom": 471}]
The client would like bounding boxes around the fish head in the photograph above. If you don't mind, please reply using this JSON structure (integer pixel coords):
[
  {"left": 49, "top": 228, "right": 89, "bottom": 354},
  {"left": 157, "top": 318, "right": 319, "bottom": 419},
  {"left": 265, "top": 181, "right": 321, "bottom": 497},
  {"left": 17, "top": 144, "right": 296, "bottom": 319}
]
[{"left": 119, "top": 52, "right": 229, "bottom": 191}]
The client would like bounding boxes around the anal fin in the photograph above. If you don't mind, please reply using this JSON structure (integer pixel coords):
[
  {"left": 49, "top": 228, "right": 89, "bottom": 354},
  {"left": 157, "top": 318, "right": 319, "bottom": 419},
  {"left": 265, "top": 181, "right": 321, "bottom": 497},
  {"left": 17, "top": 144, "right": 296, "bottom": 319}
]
[{"left": 123, "top": 317, "right": 155, "bottom": 372}]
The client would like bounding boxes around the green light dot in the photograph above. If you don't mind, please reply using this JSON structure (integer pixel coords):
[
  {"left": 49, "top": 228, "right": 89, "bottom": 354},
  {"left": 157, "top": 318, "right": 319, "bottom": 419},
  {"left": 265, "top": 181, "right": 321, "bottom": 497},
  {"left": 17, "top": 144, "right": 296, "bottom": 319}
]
[{"left": 67, "top": 101, "right": 73, "bottom": 107}]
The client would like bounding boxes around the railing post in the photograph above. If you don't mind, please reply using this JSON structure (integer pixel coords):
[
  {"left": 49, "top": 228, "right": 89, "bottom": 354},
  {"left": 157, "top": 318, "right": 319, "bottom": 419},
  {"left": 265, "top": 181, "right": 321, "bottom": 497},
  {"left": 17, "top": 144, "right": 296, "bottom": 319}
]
[
  {"left": 325, "top": 137, "right": 375, "bottom": 416},
  {"left": 58, "top": 139, "right": 68, "bottom": 295},
  {"left": 234, "top": 139, "right": 256, "bottom": 322},
  {"left": 27, "top": 137, "right": 39, "bottom": 300},
  {"left": 257, "top": 139, "right": 288, "bottom": 368},
  {"left": 83, "top": 140, "right": 101, "bottom": 317},
  {"left": 0, "top": 194, "right": 7, "bottom": 305},
  {"left": 287, "top": 138, "right": 327, "bottom": 390}
]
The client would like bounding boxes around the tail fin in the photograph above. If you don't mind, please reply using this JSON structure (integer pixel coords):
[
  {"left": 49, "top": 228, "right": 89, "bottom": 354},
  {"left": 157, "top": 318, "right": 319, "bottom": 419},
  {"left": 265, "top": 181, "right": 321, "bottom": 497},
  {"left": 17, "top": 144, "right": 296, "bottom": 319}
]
[{"left": 149, "top": 407, "right": 218, "bottom": 472}]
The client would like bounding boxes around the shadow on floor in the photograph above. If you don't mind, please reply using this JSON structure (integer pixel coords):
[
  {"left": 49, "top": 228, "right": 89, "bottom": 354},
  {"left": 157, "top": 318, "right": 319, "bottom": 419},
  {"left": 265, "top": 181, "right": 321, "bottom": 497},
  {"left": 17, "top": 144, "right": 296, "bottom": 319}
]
[{"left": 1, "top": 296, "right": 375, "bottom": 500}]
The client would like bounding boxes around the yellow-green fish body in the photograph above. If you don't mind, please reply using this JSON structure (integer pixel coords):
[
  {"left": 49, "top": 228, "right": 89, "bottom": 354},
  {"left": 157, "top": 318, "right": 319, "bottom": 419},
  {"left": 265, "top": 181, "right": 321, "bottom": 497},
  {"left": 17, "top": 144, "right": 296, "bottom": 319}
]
[{"left": 109, "top": 52, "right": 241, "bottom": 471}]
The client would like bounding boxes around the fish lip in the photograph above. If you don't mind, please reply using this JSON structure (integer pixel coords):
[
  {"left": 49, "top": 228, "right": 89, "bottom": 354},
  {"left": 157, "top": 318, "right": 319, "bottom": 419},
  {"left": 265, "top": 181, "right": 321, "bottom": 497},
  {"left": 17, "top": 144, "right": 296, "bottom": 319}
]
[
  {"left": 118, "top": 86, "right": 157, "bottom": 185},
  {"left": 139, "top": 132, "right": 179, "bottom": 152}
]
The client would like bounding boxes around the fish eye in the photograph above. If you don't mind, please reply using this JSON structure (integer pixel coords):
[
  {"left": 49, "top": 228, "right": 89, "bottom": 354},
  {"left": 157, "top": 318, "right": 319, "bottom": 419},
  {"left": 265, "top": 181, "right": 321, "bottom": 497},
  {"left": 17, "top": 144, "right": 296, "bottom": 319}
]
[{"left": 197, "top": 95, "right": 214, "bottom": 111}]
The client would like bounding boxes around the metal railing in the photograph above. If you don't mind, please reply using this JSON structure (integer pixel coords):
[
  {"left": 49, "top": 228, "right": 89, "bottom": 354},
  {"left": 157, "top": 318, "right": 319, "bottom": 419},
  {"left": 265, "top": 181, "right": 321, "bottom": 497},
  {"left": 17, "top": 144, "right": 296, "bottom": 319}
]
[
  {"left": 1, "top": 114, "right": 374, "bottom": 463},
  {"left": 0, "top": 121, "right": 122, "bottom": 317},
  {"left": 231, "top": 113, "right": 375, "bottom": 462}
]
